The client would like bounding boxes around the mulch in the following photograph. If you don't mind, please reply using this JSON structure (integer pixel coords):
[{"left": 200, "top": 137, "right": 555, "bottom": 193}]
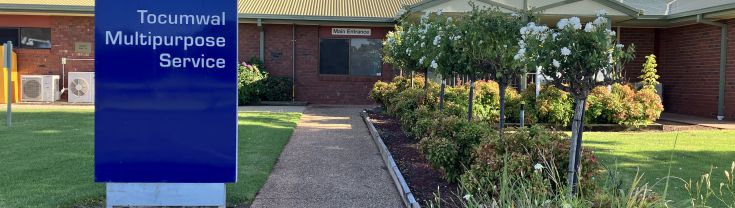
[{"left": 366, "top": 109, "right": 462, "bottom": 207}]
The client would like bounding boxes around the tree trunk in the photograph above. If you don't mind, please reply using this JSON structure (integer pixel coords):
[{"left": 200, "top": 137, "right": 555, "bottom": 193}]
[
  {"left": 499, "top": 82, "right": 507, "bottom": 136},
  {"left": 440, "top": 79, "right": 446, "bottom": 111},
  {"left": 467, "top": 79, "right": 475, "bottom": 122},
  {"left": 424, "top": 70, "right": 429, "bottom": 96},
  {"left": 566, "top": 97, "right": 587, "bottom": 196},
  {"left": 411, "top": 71, "right": 415, "bottom": 88}
]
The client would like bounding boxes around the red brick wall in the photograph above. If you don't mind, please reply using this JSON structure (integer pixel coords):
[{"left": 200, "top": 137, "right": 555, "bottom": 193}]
[
  {"left": 242, "top": 23, "right": 394, "bottom": 104},
  {"left": 238, "top": 23, "right": 259, "bottom": 64},
  {"left": 1, "top": 15, "right": 94, "bottom": 101},
  {"left": 619, "top": 28, "right": 656, "bottom": 82},
  {"left": 655, "top": 21, "right": 733, "bottom": 118}
]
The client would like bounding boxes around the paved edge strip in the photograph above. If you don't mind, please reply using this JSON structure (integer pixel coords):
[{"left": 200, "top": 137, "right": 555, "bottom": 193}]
[{"left": 361, "top": 110, "right": 421, "bottom": 208}]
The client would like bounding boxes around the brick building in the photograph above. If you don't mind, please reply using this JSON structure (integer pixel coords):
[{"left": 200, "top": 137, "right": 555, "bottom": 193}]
[{"left": 0, "top": 0, "right": 733, "bottom": 120}]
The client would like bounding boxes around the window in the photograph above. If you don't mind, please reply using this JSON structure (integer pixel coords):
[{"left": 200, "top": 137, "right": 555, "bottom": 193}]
[
  {"left": 0, "top": 28, "right": 51, "bottom": 49},
  {"left": 319, "top": 39, "right": 350, "bottom": 75},
  {"left": 0, "top": 28, "right": 19, "bottom": 46},
  {"left": 20, "top": 28, "right": 51, "bottom": 49},
  {"left": 319, "top": 38, "right": 382, "bottom": 76}
]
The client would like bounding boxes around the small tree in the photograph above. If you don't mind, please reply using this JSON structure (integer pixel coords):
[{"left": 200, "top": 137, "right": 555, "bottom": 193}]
[
  {"left": 428, "top": 14, "right": 466, "bottom": 110},
  {"left": 639, "top": 54, "right": 660, "bottom": 91},
  {"left": 521, "top": 10, "right": 635, "bottom": 194},
  {"left": 456, "top": 5, "right": 527, "bottom": 131}
]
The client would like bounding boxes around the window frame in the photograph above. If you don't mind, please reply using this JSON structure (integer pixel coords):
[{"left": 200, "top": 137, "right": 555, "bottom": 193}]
[
  {"left": 0, "top": 27, "right": 52, "bottom": 50},
  {"left": 318, "top": 37, "right": 383, "bottom": 77}
]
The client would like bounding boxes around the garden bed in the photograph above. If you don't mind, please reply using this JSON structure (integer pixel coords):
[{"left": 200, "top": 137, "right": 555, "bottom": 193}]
[{"left": 365, "top": 108, "right": 461, "bottom": 207}]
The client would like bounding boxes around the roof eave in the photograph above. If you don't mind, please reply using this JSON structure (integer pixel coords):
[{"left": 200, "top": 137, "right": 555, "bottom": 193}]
[
  {"left": 0, "top": 3, "right": 93, "bottom": 15},
  {"left": 238, "top": 14, "right": 396, "bottom": 23},
  {"left": 667, "top": 3, "right": 735, "bottom": 20}
]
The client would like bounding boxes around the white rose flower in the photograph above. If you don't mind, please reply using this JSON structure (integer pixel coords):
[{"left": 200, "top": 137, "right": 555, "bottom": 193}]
[
  {"left": 584, "top": 22, "right": 595, "bottom": 32},
  {"left": 616, "top": 44, "right": 624, "bottom": 48},
  {"left": 419, "top": 57, "right": 425, "bottom": 64},
  {"left": 520, "top": 27, "right": 529, "bottom": 35},
  {"left": 593, "top": 16, "right": 607, "bottom": 26},
  {"left": 569, "top": 17, "right": 582, "bottom": 30},
  {"left": 553, "top": 59, "right": 561, "bottom": 68},
  {"left": 430, "top": 60, "right": 438, "bottom": 69},
  {"left": 606, "top": 29, "right": 617, "bottom": 36},
  {"left": 596, "top": 9, "right": 608, "bottom": 17},
  {"left": 534, "top": 163, "right": 544, "bottom": 170},
  {"left": 433, "top": 35, "right": 441, "bottom": 46},
  {"left": 557, "top": 18, "right": 569, "bottom": 29},
  {"left": 561, "top": 47, "right": 571, "bottom": 56}
]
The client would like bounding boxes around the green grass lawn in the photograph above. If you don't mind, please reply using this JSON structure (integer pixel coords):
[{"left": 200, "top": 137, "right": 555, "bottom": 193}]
[
  {"left": 0, "top": 107, "right": 300, "bottom": 208},
  {"left": 586, "top": 130, "right": 735, "bottom": 207}
]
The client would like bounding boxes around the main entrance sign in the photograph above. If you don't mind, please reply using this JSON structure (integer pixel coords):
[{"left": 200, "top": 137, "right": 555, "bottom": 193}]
[{"left": 95, "top": 0, "right": 238, "bottom": 183}]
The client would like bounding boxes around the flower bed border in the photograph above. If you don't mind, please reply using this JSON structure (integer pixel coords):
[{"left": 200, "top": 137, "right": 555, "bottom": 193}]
[{"left": 361, "top": 110, "right": 421, "bottom": 208}]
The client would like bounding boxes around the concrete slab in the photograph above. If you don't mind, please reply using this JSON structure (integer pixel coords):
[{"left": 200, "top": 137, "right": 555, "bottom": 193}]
[
  {"left": 237, "top": 106, "right": 306, "bottom": 113},
  {"left": 660, "top": 113, "right": 735, "bottom": 130},
  {"left": 250, "top": 106, "right": 403, "bottom": 208}
]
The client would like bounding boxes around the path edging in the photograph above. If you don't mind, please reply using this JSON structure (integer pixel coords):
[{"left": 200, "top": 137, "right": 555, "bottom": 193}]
[{"left": 361, "top": 111, "right": 421, "bottom": 208}]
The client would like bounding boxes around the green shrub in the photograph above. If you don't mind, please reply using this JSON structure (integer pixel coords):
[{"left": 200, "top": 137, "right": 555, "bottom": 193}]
[
  {"left": 238, "top": 63, "right": 266, "bottom": 105},
  {"left": 460, "top": 126, "right": 602, "bottom": 195},
  {"left": 419, "top": 137, "right": 460, "bottom": 181},
  {"left": 419, "top": 118, "right": 496, "bottom": 182},
  {"left": 260, "top": 76, "right": 292, "bottom": 102},
  {"left": 536, "top": 86, "right": 574, "bottom": 126},
  {"left": 519, "top": 84, "right": 539, "bottom": 124},
  {"left": 390, "top": 87, "right": 438, "bottom": 130},
  {"left": 586, "top": 84, "right": 663, "bottom": 128},
  {"left": 408, "top": 106, "right": 442, "bottom": 138},
  {"left": 502, "top": 87, "right": 523, "bottom": 123},
  {"left": 586, "top": 86, "right": 621, "bottom": 124},
  {"left": 472, "top": 81, "right": 501, "bottom": 122},
  {"left": 369, "top": 80, "right": 396, "bottom": 106},
  {"left": 629, "top": 88, "right": 664, "bottom": 126}
]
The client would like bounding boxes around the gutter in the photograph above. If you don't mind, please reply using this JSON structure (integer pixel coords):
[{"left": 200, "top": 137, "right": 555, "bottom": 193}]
[{"left": 697, "top": 14, "right": 728, "bottom": 121}]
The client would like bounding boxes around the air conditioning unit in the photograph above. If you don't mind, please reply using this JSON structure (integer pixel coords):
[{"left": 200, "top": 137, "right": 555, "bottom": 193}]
[
  {"left": 68, "top": 72, "right": 95, "bottom": 103},
  {"left": 21, "top": 75, "right": 60, "bottom": 102}
]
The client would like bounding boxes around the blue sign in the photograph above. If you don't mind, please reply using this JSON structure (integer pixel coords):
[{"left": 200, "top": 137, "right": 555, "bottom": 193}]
[{"left": 95, "top": 0, "right": 238, "bottom": 183}]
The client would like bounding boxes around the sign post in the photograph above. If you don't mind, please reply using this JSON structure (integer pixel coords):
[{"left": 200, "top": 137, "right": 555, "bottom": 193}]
[
  {"left": 94, "top": 0, "right": 238, "bottom": 207},
  {"left": 4, "top": 41, "right": 11, "bottom": 127}
]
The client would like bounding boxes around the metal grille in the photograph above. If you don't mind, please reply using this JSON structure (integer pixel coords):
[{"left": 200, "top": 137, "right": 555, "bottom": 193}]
[{"left": 22, "top": 78, "right": 42, "bottom": 99}]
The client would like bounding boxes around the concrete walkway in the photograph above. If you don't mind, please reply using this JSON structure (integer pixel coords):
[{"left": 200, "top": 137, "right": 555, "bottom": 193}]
[
  {"left": 250, "top": 106, "right": 403, "bottom": 208},
  {"left": 237, "top": 106, "right": 306, "bottom": 113},
  {"left": 660, "top": 112, "right": 735, "bottom": 130}
]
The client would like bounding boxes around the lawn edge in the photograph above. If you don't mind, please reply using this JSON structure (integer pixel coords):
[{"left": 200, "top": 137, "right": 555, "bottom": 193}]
[{"left": 361, "top": 110, "right": 421, "bottom": 208}]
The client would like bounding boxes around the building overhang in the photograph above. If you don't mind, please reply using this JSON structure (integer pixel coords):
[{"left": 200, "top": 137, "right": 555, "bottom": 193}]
[{"left": 1, "top": 1, "right": 735, "bottom": 28}]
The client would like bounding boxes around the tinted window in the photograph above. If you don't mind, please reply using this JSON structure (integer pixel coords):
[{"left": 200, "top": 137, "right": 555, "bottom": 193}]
[
  {"left": 0, "top": 28, "right": 19, "bottom": 46},
  {"left": 350, "top": 39, "right": 382, "bottom": 76},
  {"left": 319, "top": 39, "right": 350, "bottom": 75}
]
